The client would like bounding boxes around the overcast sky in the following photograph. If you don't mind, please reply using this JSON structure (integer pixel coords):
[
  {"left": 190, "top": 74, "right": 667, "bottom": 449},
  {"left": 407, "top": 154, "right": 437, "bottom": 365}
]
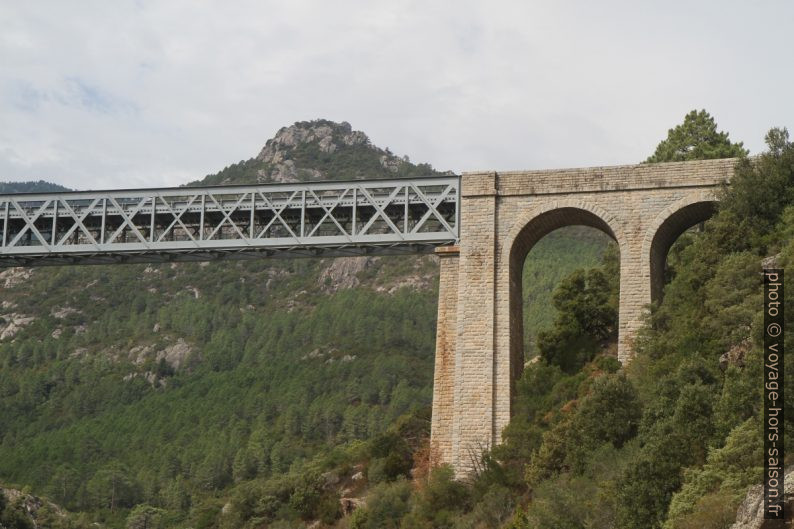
[{"left": 1, "top": 1, "right": 792, "bottom": 190}]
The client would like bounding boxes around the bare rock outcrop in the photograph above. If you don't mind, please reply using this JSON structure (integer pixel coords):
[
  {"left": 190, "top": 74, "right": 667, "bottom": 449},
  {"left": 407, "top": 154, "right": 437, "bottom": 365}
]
[
  {"left": 316, "top": 254, "right": 437, "bottom": 295},
  {"left": 379, "top": 154, "right": 401, "bottom": 173},
  {"left": 729, "top": 467, "right": 793, "bottom": 529},
  {"left": 51, "top": 306, "right": 80, "bottom": 319},
  {"left": 126, "top": 339, "right": 195, "bottom": 371},
  {"left": 0, "top": 313, "right": 35, "bottom": 340},
  {"left": 1, "top": 486, "right": 67, "bottom": 524},
  {"left": 317, "top": 257, "right": 377, "bottom": 292},
  {"left": 720, "top": 339, "right": 752, "bottom": 370},
  {"left": 0, "top": 267, "right": 32, "bottom": 288},
  {"left": 257, "top": 121, "right": 370, "bottom": 167},
  {"left": 374, "top": 254, "right": 438, "bottom": 294},
  {"left": 156, "top": 338, "right": 194, "bottom": 370},
  {"left": 340, "top": 496, "right": 366, "bottom": 516},
  {"left": 250, "top": 120, "right": 398, "bottom": 184},
  {"left": 762, "top": 254, "right": 781, "bottom": 270},
  {"left": 129, "top": 344, "right": 156, "bottom": 365}
]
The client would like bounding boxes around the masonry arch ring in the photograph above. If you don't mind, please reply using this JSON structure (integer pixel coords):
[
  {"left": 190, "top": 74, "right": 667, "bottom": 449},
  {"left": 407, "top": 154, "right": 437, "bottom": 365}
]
[
  {"left": 641, "top": 191, "right": 720, "bottom": 304},
  {"left": 501, "top": 199, "right": 627, "bottom": 377}
]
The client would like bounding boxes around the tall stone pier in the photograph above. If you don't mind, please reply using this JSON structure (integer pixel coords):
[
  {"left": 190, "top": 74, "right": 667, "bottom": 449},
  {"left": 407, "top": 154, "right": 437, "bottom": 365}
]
[{"left": 429, "top": 158, "right": 737, "bottom": 475}]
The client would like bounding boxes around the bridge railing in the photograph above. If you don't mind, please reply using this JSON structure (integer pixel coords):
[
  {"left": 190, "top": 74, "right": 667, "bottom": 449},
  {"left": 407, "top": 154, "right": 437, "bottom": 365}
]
[{"left": 0, "top": 176, "right": 460, "bottom": 266}]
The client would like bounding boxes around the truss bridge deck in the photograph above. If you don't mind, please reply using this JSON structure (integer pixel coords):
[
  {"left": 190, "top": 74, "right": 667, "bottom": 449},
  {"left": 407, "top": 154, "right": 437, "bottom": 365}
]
[{"left": 0, "top": 176, "right": 460, "bottom": 267}]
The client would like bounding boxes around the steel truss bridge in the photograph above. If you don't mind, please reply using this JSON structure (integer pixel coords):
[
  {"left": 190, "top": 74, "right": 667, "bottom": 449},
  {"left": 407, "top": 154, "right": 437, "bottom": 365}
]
[{"left": 0, "top": 177, "right": 460, "bottom": 267}]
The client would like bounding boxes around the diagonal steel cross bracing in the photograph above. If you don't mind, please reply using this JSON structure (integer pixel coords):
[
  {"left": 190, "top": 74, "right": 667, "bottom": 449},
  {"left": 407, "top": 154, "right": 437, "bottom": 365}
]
[{"left": 0, "top": 177, "right": 460, "bottom": 267}]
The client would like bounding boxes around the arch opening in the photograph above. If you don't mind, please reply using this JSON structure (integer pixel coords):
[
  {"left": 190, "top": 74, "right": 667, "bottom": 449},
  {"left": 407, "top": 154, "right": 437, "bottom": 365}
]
[
  {"left": 649, "top": 201, "right": 717, "bottom": 303},
  {"left": 508, "top": 207, "right": 620, "bottom": 378}
]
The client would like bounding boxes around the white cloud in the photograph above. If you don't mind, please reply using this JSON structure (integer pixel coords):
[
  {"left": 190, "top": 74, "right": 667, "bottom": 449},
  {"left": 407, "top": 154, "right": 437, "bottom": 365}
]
[{"left": 0, "top": 0, "right": 792, "bottom": 189}]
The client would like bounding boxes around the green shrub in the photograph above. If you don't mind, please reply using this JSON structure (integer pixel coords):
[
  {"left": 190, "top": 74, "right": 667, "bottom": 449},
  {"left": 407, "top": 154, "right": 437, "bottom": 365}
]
[
  {"left": 574, "top": 374, "right": 641, "bottom": 449},
  {"left": 522, "top": 473, "right": 600, "bottom": 529},
  {"left": 288, "top": 471, "right": 327, "bottom": 520},
  {"left": 460, "top": 485, "right": 515, "bottom": 529},
  {"left": 408, "top": 465, "right": 469, "bottom": 524},
  {"left": 665, "top": 491, "right": 738, "bottom": 529},
  {"left": 595, "top": 355, "right": 621, "bottom": 373},
  {"left": 525, "top": 418, "right": 573, "bottom": 486},
  {"left": 538, "top": 268, "right": 618, "bottom": 373},
  {"left": 664, "top": 418, "right": 761, "bottom": 528},
  {"left": 125, "top": 504, "right": 166, "bottom": 529},
  {"left": 367, "top": 432, "right": 413, "bottom": 483},
  {"left": 351, "top": 479, "right": 412, "bottom": 529}
]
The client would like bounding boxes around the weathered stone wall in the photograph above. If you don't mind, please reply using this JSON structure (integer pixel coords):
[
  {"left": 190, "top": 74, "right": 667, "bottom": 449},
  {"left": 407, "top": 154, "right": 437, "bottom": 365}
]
[
  {"left": 430, "top": 158, "right": 737, "bottom": 475},
  {"left": 430, "top": 246, "right": 459, "bottom": 467},
  {"left": 452, "top": 174, "right": 498, "bottom": 473}
]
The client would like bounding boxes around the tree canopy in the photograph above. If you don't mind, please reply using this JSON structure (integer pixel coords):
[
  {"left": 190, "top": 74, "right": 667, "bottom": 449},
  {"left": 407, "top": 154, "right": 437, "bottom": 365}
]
[{"left": 645, "top": 109, "right": 748, "bottom": 163}]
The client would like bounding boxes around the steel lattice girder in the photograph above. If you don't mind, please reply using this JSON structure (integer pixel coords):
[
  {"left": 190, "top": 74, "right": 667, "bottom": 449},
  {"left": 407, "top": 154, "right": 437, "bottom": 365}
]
[{"left": 0, "top": 176, "right": 460, "bottom": 267}]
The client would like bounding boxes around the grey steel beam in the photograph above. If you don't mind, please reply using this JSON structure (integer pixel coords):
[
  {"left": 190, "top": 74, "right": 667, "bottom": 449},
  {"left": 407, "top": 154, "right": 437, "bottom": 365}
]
[{"left": 0, "top": 176, "right": 460, "bottom": 267}]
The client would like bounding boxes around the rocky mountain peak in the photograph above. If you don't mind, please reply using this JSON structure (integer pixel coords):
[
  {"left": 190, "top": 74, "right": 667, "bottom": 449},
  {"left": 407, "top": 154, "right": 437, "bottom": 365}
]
[
  {"left": 257, "top": 120, "right": 370, "bottom": 164},
  {"left": 197, "top": 119, "right": 444, "bottom": 193},
  {"left": 252, "top": 119, "right": 398, "bottom": 184}
]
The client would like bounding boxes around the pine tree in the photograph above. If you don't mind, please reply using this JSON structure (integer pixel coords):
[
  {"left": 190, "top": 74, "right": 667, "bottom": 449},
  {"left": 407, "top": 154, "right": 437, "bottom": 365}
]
[{"left": 645, "top": 109, "right": 748, "bottom": 163}]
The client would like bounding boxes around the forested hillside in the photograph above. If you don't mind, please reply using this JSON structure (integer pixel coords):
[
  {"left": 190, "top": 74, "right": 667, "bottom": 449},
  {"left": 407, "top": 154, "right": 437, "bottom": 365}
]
[
  {"left": 0, "top": 120, "right": 608, "bottom": 528},
  {"left": 0, "top": 181, "right": 70, "bottom": 194},
  {"left": 3, "top": 114, "right": 787, "bottom": 529}
]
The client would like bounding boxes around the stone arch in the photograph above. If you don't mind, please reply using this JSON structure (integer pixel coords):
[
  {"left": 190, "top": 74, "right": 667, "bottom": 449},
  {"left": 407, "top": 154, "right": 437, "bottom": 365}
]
[
  {"left": 642, "top": 192, "right": 719, "bottom": 304},
  {"left": 503, "top": 200, "right": 627, "bottom": 379}
]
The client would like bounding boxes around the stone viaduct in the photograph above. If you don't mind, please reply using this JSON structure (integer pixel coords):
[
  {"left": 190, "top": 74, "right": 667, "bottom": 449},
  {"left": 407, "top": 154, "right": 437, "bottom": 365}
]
[
  {"left": 429, "top": 158, "right": 737, "bottom": 473},
  {"left": 0, "top": 156, "right": 739, "bottom": 476}
]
